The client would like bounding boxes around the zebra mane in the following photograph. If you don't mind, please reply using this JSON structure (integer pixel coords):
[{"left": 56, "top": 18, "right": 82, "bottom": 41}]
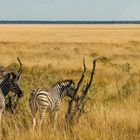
[
  {"left": 0, "top": 73, "right": 10, "bottom": 84},
  {"left": 52, "top": 80, "right": 73, "bottom": 88}
]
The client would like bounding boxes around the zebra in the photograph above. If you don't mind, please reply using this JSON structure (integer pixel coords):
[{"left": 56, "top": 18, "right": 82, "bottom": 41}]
[
  {"left": 0, "top": 58, "right": 24, "bottom": 125},
  {"left": 0, "top": 72, "right": 23, "bottom": 124},
  {"left": 29, "top": 80, "right": 75, "bottom": 130}
]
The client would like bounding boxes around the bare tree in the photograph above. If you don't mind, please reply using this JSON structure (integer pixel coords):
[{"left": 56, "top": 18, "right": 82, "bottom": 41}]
[{"left": 65, "top": 58, "right": 98, "bottom": 126}]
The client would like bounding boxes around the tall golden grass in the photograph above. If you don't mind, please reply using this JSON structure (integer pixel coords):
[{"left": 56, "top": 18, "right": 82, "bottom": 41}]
[{"left": 0, "top": 25, "right": 140, "bottom": 140}]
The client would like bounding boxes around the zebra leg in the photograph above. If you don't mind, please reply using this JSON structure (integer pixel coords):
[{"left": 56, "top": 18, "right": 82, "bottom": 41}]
[
  {"left": 32, "top": 113, "right": 36, "bottom": 132},
  {"left": 49, "top": 107, "right": 59, "bottom": 128},
  {"left": 49, "top": 111, "right": 53, "bottom": 124},
  {"left": 38, "top": 108, "right": 46, "bottom": 129},
  {"left": 53, "top": 110, "right": 58, "bottom": 128}
]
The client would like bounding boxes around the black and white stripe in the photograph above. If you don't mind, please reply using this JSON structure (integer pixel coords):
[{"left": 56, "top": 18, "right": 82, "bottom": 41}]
[
  {"left": 29, "top": 80, "right": 75, "bottom": 130},
  {"left": 0, "top": 73, "right": 23, "bottom": 124}
]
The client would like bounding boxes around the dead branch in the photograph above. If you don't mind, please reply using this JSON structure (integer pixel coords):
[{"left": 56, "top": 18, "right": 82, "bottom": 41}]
[
  {"left": 65, "top": 58, "right": 98, "bottom": 126},
  {"left": 80, "top": 58, "right": 97, "bottom": 100},
  {"left": 74, "top": 58, "right": 86, "bottom": 99},
  {"left": 15, "top": 57, "right": 24, "bottom": 80},
  {"left": 65, "top": 58, "right": 87, "bottom": 125},
  {"left": 74, "top": 59, "right": 97, "bottom": 122}
]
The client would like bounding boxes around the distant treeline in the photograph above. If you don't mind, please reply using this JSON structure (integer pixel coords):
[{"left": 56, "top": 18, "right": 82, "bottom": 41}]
[{"left": 0, "top": 21, "right": 140, "bottom": 24}]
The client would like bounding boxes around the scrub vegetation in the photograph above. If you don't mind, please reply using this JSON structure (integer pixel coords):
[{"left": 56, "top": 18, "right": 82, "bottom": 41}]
[{"left": 0, "top": 25, "right": 140, "bottom": 140}]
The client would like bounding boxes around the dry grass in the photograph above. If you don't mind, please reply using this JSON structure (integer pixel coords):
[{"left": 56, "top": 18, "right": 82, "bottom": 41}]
[{"left": 0, "top": 25, "right": 140, "bottom": 140}]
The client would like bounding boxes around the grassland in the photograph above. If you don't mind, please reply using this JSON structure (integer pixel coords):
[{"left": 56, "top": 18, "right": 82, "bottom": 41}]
[{"left": 0, "top": 24, "right": 140, "bottom": 140}]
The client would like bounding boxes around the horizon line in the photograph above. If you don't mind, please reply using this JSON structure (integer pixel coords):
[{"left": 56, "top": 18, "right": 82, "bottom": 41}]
[{"left": 0, "top": 20, "right": 140, "bottom": 24}]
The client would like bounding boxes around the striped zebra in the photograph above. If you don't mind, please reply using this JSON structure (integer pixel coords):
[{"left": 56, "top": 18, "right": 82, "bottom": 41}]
[
  {"left": 29, "top": 80, "right": 75, "bottom": 130},
  {"left": 0, "top": 72, "right": 23, "bottom": 124},
  {"left": 0, "top": 58, "right": 23, "bottom": 125}
]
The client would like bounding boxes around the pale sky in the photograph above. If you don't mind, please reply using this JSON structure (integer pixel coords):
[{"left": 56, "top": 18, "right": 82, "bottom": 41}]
[{"left": 0, "top": 0, "right": 140, "bottom": 20}]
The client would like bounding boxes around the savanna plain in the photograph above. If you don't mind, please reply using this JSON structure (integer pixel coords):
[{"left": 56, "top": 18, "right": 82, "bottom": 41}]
[{"left": 0, "top": 24, "right": 140, "bottom": 140}]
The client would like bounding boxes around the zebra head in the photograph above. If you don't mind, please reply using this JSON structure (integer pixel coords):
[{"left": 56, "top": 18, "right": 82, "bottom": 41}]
[
  {"left": 65, "top": 80, "right": 75, "bottom": 98},
  {"left": 0, "top": 57, "right": 24, "bottom": 98},
  {"left": 8, "top": 72, "right": 23, "bottom": 98},
  {"left": 57, "top": 80, "right": 75, "bottom": 98},
  {"left": 9, "top": 58, "right": 23, "bottom": 98}
]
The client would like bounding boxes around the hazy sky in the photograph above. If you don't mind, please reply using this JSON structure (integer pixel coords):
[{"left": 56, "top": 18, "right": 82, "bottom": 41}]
[{"left": 0, "top": 0, "right": 140, "bottom": 20}]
